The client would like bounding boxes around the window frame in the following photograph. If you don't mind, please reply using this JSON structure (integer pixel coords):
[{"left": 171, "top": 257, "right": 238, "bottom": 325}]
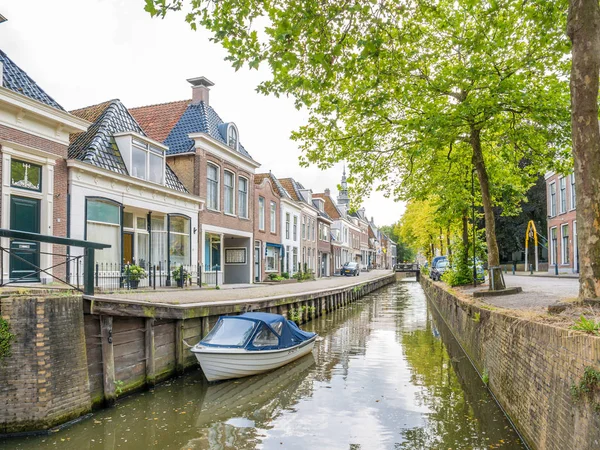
[
  {"left": 270, "top": 201, "right": 277, "bottom": 233},
  {"left": 570, "top": 173, "right": 576, "bottom": 210},
  {"left": 559, "top": 177, "right": 567, "bottom": 214},
  {"left": 227, "top": 124, "right": 239, "bottom": 151},
  {"left": 206, "top": 163, "right": 220, "bottom": 211},
  {"left": 131, "top": 138, "right": 165, "bottom": 185},
  {"left": 258, "top": 196, "right": 265, "bottom": 231},
  {"left": 285, "top": 213, "right": 290, "bottom": 239},
  {"left": 561, "top": 224, "right": 569, "bottom": 265},
  {"left": 238, "top": 176, "right": 249, "bottom": 219},
  {"left": 11, "top": 158, "right": 42, "bottom": 192},
  {"left": 293, "top": 215, "right": 298, "bottom": 241},
  {"left": 549, "top": 182, "right": 556, "bottom": 217},
  {"left": 223, "top": 169, "right": 235, "bottom": 215}
]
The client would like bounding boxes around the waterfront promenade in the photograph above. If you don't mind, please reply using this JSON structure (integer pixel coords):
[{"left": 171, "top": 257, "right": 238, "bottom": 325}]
[{"left": 94, "top": 269, "right": 392, "bottom": 305}]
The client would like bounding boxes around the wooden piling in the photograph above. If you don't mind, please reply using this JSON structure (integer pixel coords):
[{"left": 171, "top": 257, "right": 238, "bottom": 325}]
[
  {"left": 100, "top": 315, "right": 116, "bottom": 406},
  {"left": 145, "top": 318, "right": 156, "bottom": 387},
  {"left": 175, "top": 319, "right": 184, "bottom": 375}
]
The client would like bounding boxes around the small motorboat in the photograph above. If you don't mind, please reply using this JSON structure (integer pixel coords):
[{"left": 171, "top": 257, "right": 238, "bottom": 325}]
[{"left": 191, "top": 312, "right": 317, "bottom": 382}]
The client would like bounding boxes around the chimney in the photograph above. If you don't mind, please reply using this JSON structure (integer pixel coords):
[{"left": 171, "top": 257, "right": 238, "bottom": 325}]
[
  {"left": 324, "top": 188, "right": 331, "bottom": 196},
  {"left": 187, "top": 76, "right": 214, "bottom": 105}
]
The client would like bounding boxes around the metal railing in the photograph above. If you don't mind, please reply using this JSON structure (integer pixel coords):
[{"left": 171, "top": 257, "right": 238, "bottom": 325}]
[
  {"left": 0, "top": 229, "right": 109, "bottom": 295},
  {"left": 394, "top": 263, "right": 420, "bottom": 272}
]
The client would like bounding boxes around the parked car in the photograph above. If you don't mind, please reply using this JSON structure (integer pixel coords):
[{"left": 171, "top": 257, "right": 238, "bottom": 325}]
[
  {"left": 342, "top": 262, "right": 360, "bottom": 276},
  {"left": 430, "top": 259, "right": 449, "bottom": 281},
  {"left": 469, "top": 258, "right": 485, "bottom": 282},
  {"left": 429, "top": 256, "right": 448, "bottom": 279}
]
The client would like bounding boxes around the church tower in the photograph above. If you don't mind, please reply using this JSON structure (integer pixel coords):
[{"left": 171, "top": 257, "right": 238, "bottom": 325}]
[{"left": 337, "top": 166, "right": 350, "bottom": 207}]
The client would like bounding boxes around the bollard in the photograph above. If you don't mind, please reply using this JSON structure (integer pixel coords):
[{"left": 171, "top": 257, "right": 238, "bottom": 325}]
[
  {"left": 555, "top": 263, "right": 558, "bottom": 276},
  {"left": 530, "top": 264, "right": 533, "bottom": 275},
  {"left": 512, "top": 263, "right": 516, "bottom": 275}
]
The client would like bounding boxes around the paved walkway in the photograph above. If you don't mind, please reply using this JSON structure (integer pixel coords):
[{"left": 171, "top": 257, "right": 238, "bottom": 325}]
[
  {"left": 458, "top": 273, "right": 579, "bottom": 311},
  {"left": 95, "top": 270, "right": 393, "bottom": 305}
]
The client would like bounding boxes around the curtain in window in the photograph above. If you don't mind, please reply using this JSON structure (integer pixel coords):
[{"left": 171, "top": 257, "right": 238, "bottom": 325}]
[
  {"left": 258, "top": 197, "right": 265, "bottom": 230},
  {"left": 224, "top": 171, "right": 234, "bottom": 214},
  {"left": 270, "top": 202, "right": 276, "bottom": 233},
  {"left": 86, "top": 199, "right": 121, "bottom": 265},
  {"left": 151, "top": 217, "right": 167, "bottom": 269},
  {"left": 169, "top": 216, "right": 190, "bottom": 266}
]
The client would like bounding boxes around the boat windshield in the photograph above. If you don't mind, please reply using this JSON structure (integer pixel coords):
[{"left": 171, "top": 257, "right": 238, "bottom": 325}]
[{"left": 202, "top": 318, "right": 256, "bottom": 346}]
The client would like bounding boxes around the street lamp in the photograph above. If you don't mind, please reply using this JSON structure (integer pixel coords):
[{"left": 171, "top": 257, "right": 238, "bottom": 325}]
[{"left": 472, "top": 168, "right": 477, "bottom": 288}]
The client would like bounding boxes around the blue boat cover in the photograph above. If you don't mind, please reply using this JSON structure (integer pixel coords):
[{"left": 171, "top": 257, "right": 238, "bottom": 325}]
[{"left": 200, "top": 312, "right": 316, "bottom": 351}]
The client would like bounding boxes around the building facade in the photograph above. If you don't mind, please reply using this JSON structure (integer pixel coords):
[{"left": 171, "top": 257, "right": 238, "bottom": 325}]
[
  {"left": 545, "top": 171, "right": 578, "bottom": 273},
  {"left": 0, "top": 50, "right": 88, "bottom": 283},
  {"left": 131, "top": 77, "right": 260, "bottom": 284},
  {"left": 314, "top": 197, "right": 332, "bottom": 277},
  {"left": 68, "top": 100, "right": 201, "bottom": 288},
  {"left": 253, "top": 173, "right": 282, "bottom": 281}
]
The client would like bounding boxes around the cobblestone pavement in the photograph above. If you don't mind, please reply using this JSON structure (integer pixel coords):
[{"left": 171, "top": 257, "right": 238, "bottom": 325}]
[
  {"left": 457, "top": 273, "right": 579, "bottom": 311},
  {"left": 96, "top": 270, "right": 394, "bottom": 305}
]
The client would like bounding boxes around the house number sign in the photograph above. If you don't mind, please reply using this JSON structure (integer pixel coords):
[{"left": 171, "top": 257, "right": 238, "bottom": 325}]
[{"left": 11, "top": 159, "right": 41, "bottom": 191}]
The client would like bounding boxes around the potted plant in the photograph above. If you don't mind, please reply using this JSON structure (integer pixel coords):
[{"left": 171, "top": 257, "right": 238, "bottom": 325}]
[
  {"left": 124, "top": 264, "right": 147, "bottom": 289},
  {"left": 172, "top": 266, "right": 192, "bottom": 287}
]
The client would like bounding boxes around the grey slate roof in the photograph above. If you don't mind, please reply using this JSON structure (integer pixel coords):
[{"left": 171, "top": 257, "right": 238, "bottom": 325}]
[
  {"left": 312, "top": 200, "right": 332, "bottom": 221},
  {"left": 0, "top": 49, "right": 65, "bottom": 111},
  {"left": 69, "top": 99, "right": 188, "bottom": 193},
  {"left": 164, "top": 101, "right": 254, "bottom": 160}
]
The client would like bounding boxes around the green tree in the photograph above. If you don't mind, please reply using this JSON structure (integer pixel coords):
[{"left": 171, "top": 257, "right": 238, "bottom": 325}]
[
  {"left": 379, "top": 224, "right": 415, "bottom": 263},
  {"left": 146, "top": 0, "right": 571, "bottom": 290}
]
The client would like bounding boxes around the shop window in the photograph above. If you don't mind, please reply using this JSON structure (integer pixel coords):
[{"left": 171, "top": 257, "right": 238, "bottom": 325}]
[
  {"left": 86, "top": 198, "right": 121, "bottom": 265},
  {"left": 169, "top": 215, "right": 190, "bottom": 266}
]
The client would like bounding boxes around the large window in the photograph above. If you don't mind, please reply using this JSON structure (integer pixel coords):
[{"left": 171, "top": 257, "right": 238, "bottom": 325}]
[
  {"left": 549, "top": 182, "right": 556, "bottom": 217},
  {"left": 258, "top": 197, "right": 265, "bottom": 230},
  {"left": 238, "top": 177, "right": 248, "bottom": 218},
  {"left": 131, "top": 139, "right": 164, "bottom": 184},
  {"left": 169, "top": 215, "right": 190, "bottom": 266},
  {"left": 224, "top": 170, "right": 235, "bottom": 215},
  {"left": 227, "top": 125, "right": 238, "bottom": 150},
  {"left": 293, "top": 247, "right": 298, "bottom": 272},
  {"left": 559, "top": 177, "right": 566, "bottom": 214},
  {"left": 270, "top": 201, "right": 277, "bottom": 233},
  {"left": 151, "top": 216, "right": 167, "bottom": 269},
  {"left": 570, "top": 173, "right": 576, "bottom": 209},
  {"left": 550, "top": 227, "right": 557, "bottom": 265},
  {"left": 285, "top": 213, "right": 290, "bottom": 239},
  {"left": 561, "top": 224, "right": 569, "bottom": 264},
  {"left": 207, "top": 164, "right": 219, "bottom": 211},
  {"left": 266, "top": 246, "right": 279, "bottom": 272},
  {"left": 86, "top": 199, "right": 121, "bottom": 265},
  {"left": 293, "top": 216, "right": 298, "bottom": 241}
]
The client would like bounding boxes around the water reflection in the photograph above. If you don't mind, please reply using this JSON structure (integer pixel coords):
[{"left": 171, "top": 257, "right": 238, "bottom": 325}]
[{"left": 0, "top": 282, "right": 523, "bottom": 450}]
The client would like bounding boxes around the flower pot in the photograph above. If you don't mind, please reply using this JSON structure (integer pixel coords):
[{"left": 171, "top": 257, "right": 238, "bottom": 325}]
[{"left": 129, "top": 279, "right": 140, "bottom": 289}]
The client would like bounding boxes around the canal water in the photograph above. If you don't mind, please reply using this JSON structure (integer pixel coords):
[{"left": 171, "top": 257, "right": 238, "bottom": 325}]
[{"left": 1, "top": 281, "right": 524, "bottom": 449}]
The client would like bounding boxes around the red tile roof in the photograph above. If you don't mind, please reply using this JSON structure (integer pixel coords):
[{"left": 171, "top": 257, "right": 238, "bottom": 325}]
[
  {"left": 129, "top": 100, "right": 189, "bottom": 143},
  {"left": 313, "top": 193, "right": 341, "bottom": 219},
  {"left": 279, "top": 178, "right": 301, "bottom": 202}
]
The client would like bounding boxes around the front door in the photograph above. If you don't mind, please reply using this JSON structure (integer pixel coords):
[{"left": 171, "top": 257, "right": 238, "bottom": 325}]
[
  {"left": 254, "top": 242, "right": 261, "bottom": 282},
  {"left": 123, "top": 232, "right": 134, "bottom": 265},
  {"left": 10, "top": 195, "right": 41, "bottom": 281}
]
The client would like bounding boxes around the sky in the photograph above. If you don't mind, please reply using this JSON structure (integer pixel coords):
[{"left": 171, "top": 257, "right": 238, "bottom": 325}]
[{"left": 0, "top": 0, "right": 405, "bottom": 226}]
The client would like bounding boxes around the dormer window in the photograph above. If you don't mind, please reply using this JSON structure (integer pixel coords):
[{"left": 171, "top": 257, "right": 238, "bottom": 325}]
[
  {"left": 227, "top": 124, "right": 238, "bottom": 150},
  {"left": 131, "top": 138, "right": 165, "bottom": 184}
]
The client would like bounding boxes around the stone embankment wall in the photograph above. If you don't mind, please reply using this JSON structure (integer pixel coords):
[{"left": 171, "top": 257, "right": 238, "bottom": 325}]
[
  {"left": 0, "top": 296, "right": 91, "bottom": 434},
  {"left": 0, "top": 274, "right": 394, "bottom": 434},
  {"left": 421, "top": 277, "right": 600, "bottom": 450}
]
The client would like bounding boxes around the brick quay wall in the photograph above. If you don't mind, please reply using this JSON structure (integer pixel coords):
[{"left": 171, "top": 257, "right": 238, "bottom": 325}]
[
  {"left": 0, "top": 273, "right": 395, "bottom": 435},
  {"left": 421, "top": 277, "right": 600, "bottom": 450}
]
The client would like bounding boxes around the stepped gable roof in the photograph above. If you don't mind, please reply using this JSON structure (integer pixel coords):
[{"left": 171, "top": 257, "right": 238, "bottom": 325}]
[
  {"left": 129, "top": 100, "right": 189, "bottom": 144},
  {"left": 313, "top": 193, "right": 343, "bottom": 219},
  {"left": 0, "top": 49, "right": 64, "bottom": 111},
  {"left": 132, "top": 99, "right": 254, "bottom": 160},
  {"left": 69, "top": 99, "right": 187, "bottom": 193}
]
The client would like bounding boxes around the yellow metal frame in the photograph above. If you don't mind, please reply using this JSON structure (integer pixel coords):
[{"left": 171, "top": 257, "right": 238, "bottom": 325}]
[{"left": 525, "top": 220, "right": 538, "bottom": 250}]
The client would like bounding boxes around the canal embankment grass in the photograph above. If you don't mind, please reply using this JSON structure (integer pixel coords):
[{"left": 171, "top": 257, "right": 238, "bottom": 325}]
[{"left": 421, "top": 276, "right": 600, "bottom": 450}]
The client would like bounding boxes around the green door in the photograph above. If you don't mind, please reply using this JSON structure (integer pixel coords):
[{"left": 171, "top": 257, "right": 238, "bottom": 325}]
[{"left": 10, "top": 195, "right": 41, "bottom": 281}]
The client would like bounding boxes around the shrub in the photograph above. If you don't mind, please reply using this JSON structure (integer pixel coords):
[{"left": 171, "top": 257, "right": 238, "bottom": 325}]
[
  {"left": 441, "top": 245, "right": 474, "bottom": 287},
  {"left": 172, "top": 266, "right": 192, "bottom": 284},
  {"left": 281, "top": 272, "right": 290, "bottom": 279},
  {"left": 571, "top": 315, "right": 600, "bottom": 335},
  {"left": 124, "top": 264, "right": 147, "bottom": 281},
  {"left": 0, "top": 318, "right": 15, "bottom": 359}
]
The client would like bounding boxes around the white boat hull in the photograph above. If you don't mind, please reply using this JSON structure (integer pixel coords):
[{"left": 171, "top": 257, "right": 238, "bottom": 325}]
[{"left": 192, "top": 336, "right": 317, "bottom": 382}]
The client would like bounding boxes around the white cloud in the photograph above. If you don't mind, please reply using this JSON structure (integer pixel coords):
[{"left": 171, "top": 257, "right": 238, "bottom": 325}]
[{"left": 1, "top": 0, "right": 405, "bottom": 225}]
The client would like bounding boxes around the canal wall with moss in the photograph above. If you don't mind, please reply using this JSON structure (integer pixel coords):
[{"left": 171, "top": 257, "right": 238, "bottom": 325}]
[
  {"left": 0, "top": 273, "right": 394, "bottom": 435},
  {"left": 421, "top": 277, "right": 600, "bottom": 450}
]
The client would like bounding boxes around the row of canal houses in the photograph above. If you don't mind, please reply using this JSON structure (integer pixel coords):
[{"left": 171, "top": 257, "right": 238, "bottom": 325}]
[{"left": 0, "top": 49, "right": 396, "bottom": 287}]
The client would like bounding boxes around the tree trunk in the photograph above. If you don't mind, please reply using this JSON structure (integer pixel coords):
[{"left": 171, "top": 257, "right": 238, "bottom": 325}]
[
  {"left": 568, "top": 0, "right": 600, "bottom": 299},
  {"left": 446, "top": 226, "right": 452, "bottom": 258},
  {"left": 471, "top": 127, "right": 505, "bottom": 290},
  {"left": 439, "top": 228, "right": 444, "bottom": 255},
  {"left": 462, "top": 213, "right": 469, "bottom": 264}
]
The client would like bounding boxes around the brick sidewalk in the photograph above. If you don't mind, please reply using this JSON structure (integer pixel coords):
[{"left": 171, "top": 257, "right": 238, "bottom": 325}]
[{"left": 95, "top": 270, "right": 393, "bottom": 305}]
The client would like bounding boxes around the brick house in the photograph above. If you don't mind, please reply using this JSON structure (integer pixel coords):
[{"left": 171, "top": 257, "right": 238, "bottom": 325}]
[
  {"left": 253, "top": 173, "right": 282, "bottom": 281},
  {"left": 68, "top": 99, "right": 202, "bottom": 288},
  {"left": 131, "top": 77, "right": 261, "bottom": 284},
  {"left": 314, "top": 197, "right": 332, "bottom": 277},
  {"left": 0, "top": 50, "right": 88, "bottom": 283},
  {"left": 280, "top": 178, "right": 318, "bottom": 275},
  {"left": 333, "top": 168, "right": 361, "bottom": 266},
  {"left": 350, "top": 208, "right": 371, "bottom": 271},
  {"left": 545, "top": 171, "right": 578, "bottom": 273}
]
